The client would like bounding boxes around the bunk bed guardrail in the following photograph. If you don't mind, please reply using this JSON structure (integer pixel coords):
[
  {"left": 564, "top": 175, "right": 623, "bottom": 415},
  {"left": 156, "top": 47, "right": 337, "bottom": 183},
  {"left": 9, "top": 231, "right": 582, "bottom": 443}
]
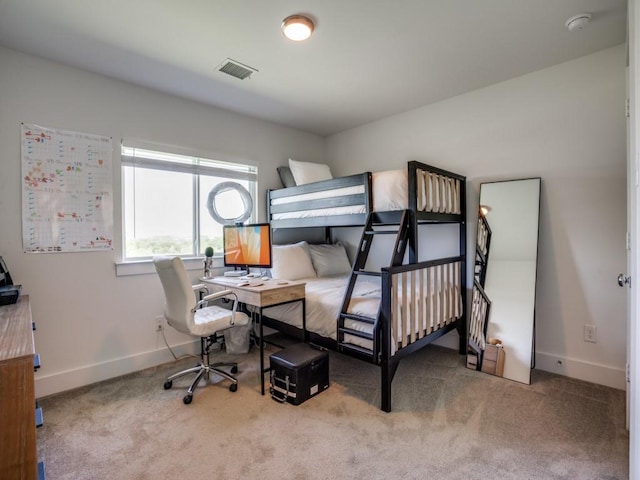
[
  {"left": 377, "top": 255, "right": 466, "bottom": 412},
  {"left": 267, "top": 172, "right": 372, "bottom": 228},
  {"left": 408, "top": 161, "right": 465, "bottom": 222}
]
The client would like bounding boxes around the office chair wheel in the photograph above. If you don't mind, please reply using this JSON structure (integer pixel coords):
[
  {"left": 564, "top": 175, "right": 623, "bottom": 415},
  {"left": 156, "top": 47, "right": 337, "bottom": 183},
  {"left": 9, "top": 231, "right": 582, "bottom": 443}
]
[
  {"left": 164, "top": 380, "right": 173, "bottom": 390},
  {"left": 229, "top": 383, "right": 238, "bottom": 392},
  {"left": 231, "top": 365, "right": 238, "bottom": 374},
  {"left": 183, "top": 394, "right": 193, "bottom": 404}
]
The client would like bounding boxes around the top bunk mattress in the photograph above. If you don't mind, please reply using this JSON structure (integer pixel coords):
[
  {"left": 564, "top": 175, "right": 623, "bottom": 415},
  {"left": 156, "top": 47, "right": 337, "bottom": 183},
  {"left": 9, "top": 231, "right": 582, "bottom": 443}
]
[
  {"left": 270, "top": 170, "right": 408, "bottom": 221},
  {"left": 268, "top": 162, "right": 463, "bottom": 225}
]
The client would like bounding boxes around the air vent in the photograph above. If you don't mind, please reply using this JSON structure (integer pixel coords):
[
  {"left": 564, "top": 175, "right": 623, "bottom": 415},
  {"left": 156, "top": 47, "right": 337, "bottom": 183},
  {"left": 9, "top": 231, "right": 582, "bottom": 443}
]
[{"left": 217, "top": 58, "right": 258, "bottom": 80}]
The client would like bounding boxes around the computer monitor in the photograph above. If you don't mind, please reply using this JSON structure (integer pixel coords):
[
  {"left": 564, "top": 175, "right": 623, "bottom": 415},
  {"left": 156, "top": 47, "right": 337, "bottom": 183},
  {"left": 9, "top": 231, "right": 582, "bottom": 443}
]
[{"left": 223, "top": 223, "right": 272, "bottom": 271}]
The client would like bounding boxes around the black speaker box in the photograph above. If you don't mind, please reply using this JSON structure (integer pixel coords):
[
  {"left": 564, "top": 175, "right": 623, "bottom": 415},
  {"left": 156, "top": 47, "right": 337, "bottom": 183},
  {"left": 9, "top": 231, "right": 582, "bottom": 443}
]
[{"left": 269, "top": 343, "right": 329, "bottom": 405}]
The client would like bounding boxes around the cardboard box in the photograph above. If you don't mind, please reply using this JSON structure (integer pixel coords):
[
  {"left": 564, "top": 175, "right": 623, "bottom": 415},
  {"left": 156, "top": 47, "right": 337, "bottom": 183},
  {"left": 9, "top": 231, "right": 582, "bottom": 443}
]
[{"left": 481, "top": 344, "right": 505, "bottom": 377}]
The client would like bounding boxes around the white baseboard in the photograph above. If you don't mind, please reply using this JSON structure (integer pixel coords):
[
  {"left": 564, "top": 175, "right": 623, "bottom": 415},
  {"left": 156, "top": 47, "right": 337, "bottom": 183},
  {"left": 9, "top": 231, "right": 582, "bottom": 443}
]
[
  {"left": 535, "top": 351, "right": 626, "bottom": 390},
  {"left": 432, "top": 334, "right": 626, "bottom": 391},
  {"left": 434, "top": 333, "right": 626, "bottom": 391},
  {"left": 36, "top": 336, "right": 625, "bottom": 398},
  {"left": 35, "top": 340, "right": 199, "bottom": 398},
  {"left": 34, "top": 332, "right": 460, "bottom": 399}
]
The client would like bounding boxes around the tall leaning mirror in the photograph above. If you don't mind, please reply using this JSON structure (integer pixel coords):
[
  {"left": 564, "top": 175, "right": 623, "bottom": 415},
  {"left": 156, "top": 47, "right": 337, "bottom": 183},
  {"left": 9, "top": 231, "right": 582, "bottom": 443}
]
[{"left": 468, "top": 178, "right": 541, "bottom": 385}]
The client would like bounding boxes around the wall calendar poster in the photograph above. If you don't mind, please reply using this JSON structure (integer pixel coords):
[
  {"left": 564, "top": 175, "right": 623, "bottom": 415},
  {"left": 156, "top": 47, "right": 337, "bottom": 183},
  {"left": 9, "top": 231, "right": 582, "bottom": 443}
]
[{"left": 21, "top": 124, "right": 113, "bottom": 253}]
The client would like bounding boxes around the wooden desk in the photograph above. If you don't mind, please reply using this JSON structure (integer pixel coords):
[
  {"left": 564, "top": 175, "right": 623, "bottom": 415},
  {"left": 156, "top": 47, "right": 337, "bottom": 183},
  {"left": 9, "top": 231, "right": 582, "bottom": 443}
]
[
  {"left": 0, "top": 296, "right": 39, "bottom": 479},
  {"left": 202, "top": 278, "right": 305, "bottom": 395}
]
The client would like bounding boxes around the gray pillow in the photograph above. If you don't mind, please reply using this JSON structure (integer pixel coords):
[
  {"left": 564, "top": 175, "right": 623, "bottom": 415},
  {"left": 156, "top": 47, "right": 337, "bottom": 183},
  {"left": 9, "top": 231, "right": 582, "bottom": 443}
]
[
  {"left": 277, "top": 166, "right": 296, "bottom": 188},
  {"left": 308, "top": 242, "right": 352, "bottom": 277}
]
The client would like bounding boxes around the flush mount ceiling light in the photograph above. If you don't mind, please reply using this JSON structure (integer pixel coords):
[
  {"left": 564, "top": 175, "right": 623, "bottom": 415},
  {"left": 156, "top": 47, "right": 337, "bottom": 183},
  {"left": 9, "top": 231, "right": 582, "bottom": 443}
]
[
  {"left": 281, "top": 15, "right": 314, "bottom": 41},
  {"left": 565, "top": 13, "right": 592, "bottom": 32}
]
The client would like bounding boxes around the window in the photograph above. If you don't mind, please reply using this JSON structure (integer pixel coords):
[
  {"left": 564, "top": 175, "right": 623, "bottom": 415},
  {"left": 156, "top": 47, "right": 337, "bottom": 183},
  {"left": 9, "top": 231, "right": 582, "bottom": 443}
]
[{"left": 121, "top": 144, "right": 257, "bottom": 261}]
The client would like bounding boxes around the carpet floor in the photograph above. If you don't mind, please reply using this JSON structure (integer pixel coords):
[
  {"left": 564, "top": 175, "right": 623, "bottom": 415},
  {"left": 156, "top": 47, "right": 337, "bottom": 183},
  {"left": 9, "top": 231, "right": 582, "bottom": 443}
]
[{"left": 36, "top": 344, "right": 628, "bottom": 479}]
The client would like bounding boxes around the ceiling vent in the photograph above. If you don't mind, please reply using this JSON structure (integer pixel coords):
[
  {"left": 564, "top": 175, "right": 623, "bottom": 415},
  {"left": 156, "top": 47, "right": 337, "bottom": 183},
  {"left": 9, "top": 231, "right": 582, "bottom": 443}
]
[{"left": 217, "top": 58, "right": 258, "bottom": 80}]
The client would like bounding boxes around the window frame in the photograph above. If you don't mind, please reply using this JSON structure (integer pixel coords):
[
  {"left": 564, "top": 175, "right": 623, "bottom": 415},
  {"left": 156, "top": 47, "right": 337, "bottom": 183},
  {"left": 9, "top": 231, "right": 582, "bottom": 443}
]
[{"left": 119, "top": 141, "right": 258, "bottom": 264}]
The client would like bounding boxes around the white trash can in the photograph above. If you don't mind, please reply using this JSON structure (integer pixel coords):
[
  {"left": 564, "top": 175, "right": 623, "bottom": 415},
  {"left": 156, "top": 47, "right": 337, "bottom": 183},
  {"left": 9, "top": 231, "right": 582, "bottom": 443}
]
[{"left": 224, "top": 321, "right": 252, "bottom": 354}]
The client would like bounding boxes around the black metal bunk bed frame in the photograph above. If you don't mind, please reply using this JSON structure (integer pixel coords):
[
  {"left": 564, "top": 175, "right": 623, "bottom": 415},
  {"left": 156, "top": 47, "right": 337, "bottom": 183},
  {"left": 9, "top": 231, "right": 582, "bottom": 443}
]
[
  {"left": 467, "top": 211, "right": 492, "bottom": 372},
  {"left": 265, "top": 161, "right": 467, "bottom": 412}
]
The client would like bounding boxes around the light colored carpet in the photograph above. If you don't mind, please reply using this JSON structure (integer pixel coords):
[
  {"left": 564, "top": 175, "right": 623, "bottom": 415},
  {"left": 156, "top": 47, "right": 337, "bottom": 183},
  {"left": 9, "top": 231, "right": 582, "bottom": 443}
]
[{"left": 37, "top": 344, "right": 628, "bottom": 479}]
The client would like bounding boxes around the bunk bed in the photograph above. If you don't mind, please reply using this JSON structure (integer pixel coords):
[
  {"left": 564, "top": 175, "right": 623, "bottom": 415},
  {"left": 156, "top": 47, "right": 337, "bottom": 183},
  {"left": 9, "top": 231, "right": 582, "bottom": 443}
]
[{"left": 263, "top": 161, "right": 467, "bottom": 412}]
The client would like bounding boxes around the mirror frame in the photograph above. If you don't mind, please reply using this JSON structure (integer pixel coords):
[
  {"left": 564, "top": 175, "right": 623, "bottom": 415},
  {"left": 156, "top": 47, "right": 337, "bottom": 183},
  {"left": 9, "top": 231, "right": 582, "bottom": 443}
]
[{"left": 468, "top": 177, "right": 541, "bottom": 384}]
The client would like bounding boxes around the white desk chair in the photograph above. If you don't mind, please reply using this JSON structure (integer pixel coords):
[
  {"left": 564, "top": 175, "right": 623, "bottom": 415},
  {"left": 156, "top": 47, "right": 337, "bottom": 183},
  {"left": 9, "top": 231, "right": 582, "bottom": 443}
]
[{"left": 153, "top": 255, "right": 250, "bottom": 404}]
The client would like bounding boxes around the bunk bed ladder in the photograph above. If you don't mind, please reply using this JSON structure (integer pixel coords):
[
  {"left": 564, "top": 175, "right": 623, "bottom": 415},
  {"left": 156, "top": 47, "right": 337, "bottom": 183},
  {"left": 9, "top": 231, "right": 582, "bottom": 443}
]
[{"left": 337, "top": 210, "right": 413, "bottom": 363}]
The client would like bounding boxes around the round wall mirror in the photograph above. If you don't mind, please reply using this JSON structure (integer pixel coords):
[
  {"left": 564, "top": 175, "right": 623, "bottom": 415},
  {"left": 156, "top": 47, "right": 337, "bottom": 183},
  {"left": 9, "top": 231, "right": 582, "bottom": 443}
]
[{"left": 207, "top": 182, "right": 253, "bottom": 225}]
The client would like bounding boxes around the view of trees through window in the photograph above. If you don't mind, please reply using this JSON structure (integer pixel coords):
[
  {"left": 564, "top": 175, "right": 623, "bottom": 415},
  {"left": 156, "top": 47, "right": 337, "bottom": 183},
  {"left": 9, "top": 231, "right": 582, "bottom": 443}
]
[{"left": 122, "top": 146, "right": 256, "bottom": 260}]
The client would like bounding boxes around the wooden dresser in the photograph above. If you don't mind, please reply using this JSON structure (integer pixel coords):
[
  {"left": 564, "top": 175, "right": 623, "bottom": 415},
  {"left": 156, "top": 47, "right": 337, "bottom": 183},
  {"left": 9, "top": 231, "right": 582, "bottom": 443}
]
[{"left": 0, "top": 296, "right": 41, "bottom": 479}]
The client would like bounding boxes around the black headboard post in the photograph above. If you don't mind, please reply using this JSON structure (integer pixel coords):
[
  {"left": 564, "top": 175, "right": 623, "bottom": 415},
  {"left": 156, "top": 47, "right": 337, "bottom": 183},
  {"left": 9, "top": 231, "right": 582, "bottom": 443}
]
[
  {"left": 266, "top": 188, "right": 273, "bottom": 223},
  {"left": 459, "top": 177, "right": 468, "bottom": 355},
  {"left": 407, "top": 161, "right": 419, "bottom": 262},
  {"left": 364, "top": 171, "right": 373, "bottom": 213}
]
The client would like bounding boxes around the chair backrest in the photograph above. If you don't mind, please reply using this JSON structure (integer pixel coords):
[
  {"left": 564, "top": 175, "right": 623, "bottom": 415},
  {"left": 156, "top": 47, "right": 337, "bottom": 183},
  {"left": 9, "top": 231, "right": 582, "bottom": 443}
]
[{"left": 153, "top": 256, "right": 197, "bottom": 335}]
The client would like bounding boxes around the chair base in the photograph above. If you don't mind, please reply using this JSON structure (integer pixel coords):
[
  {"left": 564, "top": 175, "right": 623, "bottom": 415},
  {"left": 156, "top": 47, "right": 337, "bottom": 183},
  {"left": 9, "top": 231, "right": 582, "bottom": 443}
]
[{"left": 164, "top": 336, "right": 239, "bottom": 404}]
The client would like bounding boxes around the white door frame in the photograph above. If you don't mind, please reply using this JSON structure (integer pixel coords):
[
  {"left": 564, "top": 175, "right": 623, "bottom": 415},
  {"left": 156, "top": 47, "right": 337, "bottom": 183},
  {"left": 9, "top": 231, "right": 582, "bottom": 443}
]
[{"left": 629, "top": 1, "right": 640, "bottom": 478}]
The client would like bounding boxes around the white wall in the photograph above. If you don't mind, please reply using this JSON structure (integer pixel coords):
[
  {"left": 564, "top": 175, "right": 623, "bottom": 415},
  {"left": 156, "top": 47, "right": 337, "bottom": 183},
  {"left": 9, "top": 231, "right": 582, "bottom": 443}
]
[
  {"left": 0, "top": 43, "right": 627, "bottom": 396},
  {"left": 326, "top": 45, "right": 627, "bottom": 389},
  {"left": 0, "top": 46, "right": 324, "bottom": 397}
]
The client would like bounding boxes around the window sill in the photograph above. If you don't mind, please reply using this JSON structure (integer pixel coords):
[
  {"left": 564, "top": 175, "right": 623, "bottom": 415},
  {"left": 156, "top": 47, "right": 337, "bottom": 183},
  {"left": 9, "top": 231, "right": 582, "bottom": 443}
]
[{"left": 115, "top": 257, "right": 224, "bottom": 277}]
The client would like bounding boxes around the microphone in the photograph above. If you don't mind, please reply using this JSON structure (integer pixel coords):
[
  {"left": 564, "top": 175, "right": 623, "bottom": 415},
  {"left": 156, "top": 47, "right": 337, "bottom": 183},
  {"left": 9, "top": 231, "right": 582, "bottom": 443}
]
[{"left": 203, "top": 247, "right": 214, "bottom": 278}]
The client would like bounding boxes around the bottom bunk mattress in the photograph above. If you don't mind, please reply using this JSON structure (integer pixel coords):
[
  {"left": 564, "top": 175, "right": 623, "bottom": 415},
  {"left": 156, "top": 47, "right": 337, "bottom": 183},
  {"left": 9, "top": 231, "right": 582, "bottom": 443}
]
[
  {"left": 261, "top": 268, "right": 462, "bottom": 355},
  {"left": 261, "top": 275, "right": 371, "bottom": 339}
]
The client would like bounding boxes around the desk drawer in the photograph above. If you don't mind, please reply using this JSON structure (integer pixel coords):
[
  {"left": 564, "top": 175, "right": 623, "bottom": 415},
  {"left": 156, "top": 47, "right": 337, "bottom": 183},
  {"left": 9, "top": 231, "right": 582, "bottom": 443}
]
[
  {"left": 260, "top": 285, "right": 304, "bottom": 307},
  {"left": 205, "top": 279, "right": 305, "bottom": 308}
]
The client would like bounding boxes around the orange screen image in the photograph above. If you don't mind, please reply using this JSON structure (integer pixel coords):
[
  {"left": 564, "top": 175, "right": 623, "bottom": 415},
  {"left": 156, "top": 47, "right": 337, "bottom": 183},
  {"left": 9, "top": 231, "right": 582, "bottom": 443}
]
[{"left": 223, "top": 224, "right": 271, "bottom": 267}]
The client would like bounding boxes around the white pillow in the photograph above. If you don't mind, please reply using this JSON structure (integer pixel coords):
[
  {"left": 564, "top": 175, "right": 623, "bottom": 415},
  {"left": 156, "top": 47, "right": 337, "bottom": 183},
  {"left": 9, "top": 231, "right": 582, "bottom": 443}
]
[
  {"left": 308, "top": 242, "right": 352, "bottom": 277},
  {"left": 270, "top": 241, "right": 317, "bottom": 280},
  {"left": 372, "top": 169, "right": 408, "bottom": 211},
  {"left": 288, "top": 158, "right": 333, "bottom": 185}
]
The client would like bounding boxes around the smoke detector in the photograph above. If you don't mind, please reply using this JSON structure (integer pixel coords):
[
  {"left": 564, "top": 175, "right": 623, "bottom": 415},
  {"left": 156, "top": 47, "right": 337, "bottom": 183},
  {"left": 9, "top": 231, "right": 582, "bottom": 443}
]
[{"left": 565, "top": 13, "right": 592, "bottom": 32}]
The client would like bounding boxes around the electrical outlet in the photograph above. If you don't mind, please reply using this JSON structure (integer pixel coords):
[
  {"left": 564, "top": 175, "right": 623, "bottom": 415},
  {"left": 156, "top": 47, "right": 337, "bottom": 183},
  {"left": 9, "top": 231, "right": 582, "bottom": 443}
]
[
  {"left": 584, "top": 324, "right": 597, "bottom": 343},
  {"left": 155, "top": 315, "right": 164, "bottom": 332}
]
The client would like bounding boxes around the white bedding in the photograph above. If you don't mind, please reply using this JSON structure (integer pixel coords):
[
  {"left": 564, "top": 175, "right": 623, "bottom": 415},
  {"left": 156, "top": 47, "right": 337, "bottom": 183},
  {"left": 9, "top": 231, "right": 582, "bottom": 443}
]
[
  {"left": 271, "top": 205, "right": 366, "bottom": 220},
  {"left": 271, "top": 185, "right": 365, "bottom": 220},
  {"left": 271, "top": 185, "right": 365, "bottom": 205},
  {"left": 261, "top": 275, "right": 380, "bottom": 339},
  {"left": 262, "top": 268, "right": 462, "bottom": 354}
]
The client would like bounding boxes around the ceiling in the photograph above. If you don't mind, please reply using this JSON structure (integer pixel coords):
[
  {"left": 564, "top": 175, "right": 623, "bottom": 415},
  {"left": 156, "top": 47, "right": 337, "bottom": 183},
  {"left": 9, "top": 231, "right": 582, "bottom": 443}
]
[{"left": 0, "top": 0, "right": 627, "bottom": 137}]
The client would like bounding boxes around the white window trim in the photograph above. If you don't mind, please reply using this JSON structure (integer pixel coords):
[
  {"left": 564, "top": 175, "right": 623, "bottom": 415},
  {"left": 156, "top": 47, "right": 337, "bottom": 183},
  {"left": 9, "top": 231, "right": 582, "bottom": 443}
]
[
  {"left": 118, "top": 139, "right": 259, "bottom": 268},
  {"left": 121, "top": 138, "right": 259, "bottom": 171},
  {"left": 115, "top": 256, "right": 231, "bottom": 277}
]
